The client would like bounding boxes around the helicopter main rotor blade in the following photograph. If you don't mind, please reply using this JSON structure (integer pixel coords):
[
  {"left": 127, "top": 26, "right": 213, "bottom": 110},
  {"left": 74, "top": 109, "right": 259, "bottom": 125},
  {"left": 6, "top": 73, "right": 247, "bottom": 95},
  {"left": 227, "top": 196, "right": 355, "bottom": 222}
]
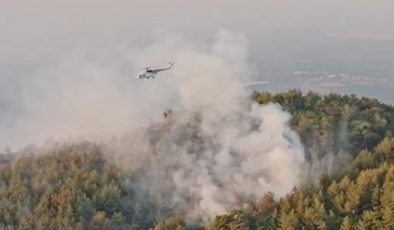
[{"left": 244, "top": 81, "right": 270, "bottom": 86}]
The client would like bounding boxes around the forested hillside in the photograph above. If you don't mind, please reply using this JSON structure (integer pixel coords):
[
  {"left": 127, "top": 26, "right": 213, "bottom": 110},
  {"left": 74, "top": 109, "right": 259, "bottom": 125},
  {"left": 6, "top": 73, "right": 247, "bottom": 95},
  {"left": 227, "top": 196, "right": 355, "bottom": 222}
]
[
  {"left": 209, "top": 91, "right": 394, "bottom": 230},
  {"left": 252, "top": 90, "right": 394, "bottom": 157},
  {"left": 0, "top": 144, "right": 153, "bottom": 230},
  {"left": 0, "top": 90, "right": 393, "bottom": 229},
  {"left": 211, "top": 137, "right": 394, "bottom": 229}
]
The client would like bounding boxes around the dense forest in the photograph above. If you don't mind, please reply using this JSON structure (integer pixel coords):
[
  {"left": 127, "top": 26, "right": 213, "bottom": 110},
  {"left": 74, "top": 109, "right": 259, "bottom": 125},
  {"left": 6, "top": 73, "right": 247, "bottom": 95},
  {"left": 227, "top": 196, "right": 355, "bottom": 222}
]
[{"left": 0, "top": 90, "right": 393, "bottom": 229}]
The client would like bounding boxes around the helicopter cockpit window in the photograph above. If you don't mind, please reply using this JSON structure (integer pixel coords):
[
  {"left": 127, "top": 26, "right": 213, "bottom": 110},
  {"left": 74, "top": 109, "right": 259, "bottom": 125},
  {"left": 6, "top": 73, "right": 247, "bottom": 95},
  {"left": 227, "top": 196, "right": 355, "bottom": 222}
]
[{"left": 146, "top": 70, "right": 153, "bottom": 73}]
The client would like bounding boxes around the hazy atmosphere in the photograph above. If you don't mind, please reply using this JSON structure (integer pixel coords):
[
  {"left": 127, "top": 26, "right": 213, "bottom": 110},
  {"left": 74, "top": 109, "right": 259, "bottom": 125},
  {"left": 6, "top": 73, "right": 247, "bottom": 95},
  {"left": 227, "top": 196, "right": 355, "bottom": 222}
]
[
  {"left": 1, "top": 1, "right": 394, "bottom": 229},
  {"left": 2, "top": 0, "right": 393, "bottom": 149}
]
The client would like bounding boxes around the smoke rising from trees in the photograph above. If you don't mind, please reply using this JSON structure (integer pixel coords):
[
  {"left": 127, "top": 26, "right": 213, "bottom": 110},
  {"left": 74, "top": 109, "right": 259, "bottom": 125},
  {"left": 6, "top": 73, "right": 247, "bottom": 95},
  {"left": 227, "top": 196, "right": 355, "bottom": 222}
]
[{"left": 2, "top": 30, "right": 321, "bottom": 220}]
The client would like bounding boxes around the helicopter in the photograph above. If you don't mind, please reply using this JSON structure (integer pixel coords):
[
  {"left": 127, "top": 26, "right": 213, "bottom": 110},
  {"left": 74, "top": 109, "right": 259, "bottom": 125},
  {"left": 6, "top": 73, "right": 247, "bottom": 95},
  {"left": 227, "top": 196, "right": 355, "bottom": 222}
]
[{"left": 136, "top": 62, "right": 175, "bottom": 80}]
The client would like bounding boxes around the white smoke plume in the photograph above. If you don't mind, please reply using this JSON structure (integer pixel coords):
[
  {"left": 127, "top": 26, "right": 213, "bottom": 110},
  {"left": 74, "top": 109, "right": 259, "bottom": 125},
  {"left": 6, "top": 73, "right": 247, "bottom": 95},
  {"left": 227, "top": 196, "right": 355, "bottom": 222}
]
[
  {"left": 3, "top": 30, "right": 307, "bottom": 220},
  {"left": 104, "top": 31, "right": 306, "bottom": 219},
  {"left": 109, "top": 103, "right": 305, "bottom": 219}
]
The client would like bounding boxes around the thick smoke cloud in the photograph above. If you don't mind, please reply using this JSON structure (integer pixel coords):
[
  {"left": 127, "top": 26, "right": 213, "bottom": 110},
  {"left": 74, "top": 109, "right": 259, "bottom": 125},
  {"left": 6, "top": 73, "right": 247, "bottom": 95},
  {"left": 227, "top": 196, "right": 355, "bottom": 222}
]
[
  {"left": 1, "top": 29, "right": 314, "bottom": 219},
  {"left": 1, "top": 0, "right": 391, "bottom": 223},
  {"left": 104, "top": 31, "right": 306, "bottom": 219},
  {"left": 108, "top": 103, "right": 305, "bottom": 219}
]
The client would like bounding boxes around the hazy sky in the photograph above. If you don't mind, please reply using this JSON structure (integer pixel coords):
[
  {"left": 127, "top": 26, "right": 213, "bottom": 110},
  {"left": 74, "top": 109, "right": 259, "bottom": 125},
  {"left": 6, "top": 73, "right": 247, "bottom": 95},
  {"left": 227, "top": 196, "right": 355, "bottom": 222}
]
[{"left": 1, "top": 0, "right": 393, "bottom": 148}]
